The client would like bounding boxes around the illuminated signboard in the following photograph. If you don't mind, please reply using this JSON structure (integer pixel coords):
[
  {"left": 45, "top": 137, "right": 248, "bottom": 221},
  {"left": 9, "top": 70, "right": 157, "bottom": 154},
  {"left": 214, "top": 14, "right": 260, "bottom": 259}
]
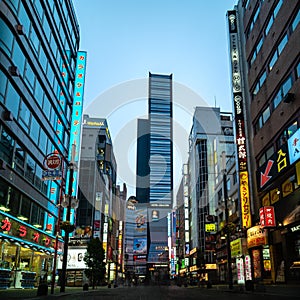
[
  {"left": 288, "top": 128, "right": 300, "bottom": 164},
  {"left": 57, "top": 248, "right": 87, "bottom": 269},
  {"left": 259, "top": 206, "right": 276, "bottom": 227},
  {"left": 227, "top": 10, "right": 251, "bottom": 229},
  {"left": 247, "top": 225, "right": 267, "bottom": 248},
  {"left": 133, "top": 238, "right": 147, "bottom": 254},
  {"left": 257, "top": 143, "right": 290, "bottom": 190},
  {"left": 236, "top": 257, "right": 245, "bottom": 284},
  {"left": 240, "top": 172, "right": 251, "bottom": 228},
  {"left": 0, "top": 213, "right": 62, "bottom": 251},
  {"left": 205, "top": 223, "right": 216, "bottom": 232},
  {"left": 244, "top": 255, "right": 252, "bottom": 280},
  {"left": 64, "top": 51, "right": 87, "bottom": 224},
  {"left": 230, "top": 238, "right": 242, "bottom": 258}
]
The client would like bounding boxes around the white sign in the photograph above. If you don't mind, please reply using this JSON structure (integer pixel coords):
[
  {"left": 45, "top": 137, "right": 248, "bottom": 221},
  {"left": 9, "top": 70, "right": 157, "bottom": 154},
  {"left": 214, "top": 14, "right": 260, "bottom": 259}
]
[
  {"left": 244, "top": 255, "right": 252, "bottom": 281},
  {"left": 236, "top": 257, "right": 245, "bottom": 284},
  {"left": 57, "top": 248, "right": 87, "bottom": 269}
]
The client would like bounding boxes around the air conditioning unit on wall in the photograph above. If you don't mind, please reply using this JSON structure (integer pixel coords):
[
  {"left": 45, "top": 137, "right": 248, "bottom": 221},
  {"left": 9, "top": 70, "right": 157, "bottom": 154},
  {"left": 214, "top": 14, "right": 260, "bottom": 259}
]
[
  {"left": 2, "top": 110, "right": 13, "bottom": 121},
  {"left": 8, "top": 66, "right": 19, "bottom": 76},
  {"left": 15, "top": 24, "right": 24, "bottom": 35},
  {"left": 283, "top": 93, "right": 295, "bottom": 103}
]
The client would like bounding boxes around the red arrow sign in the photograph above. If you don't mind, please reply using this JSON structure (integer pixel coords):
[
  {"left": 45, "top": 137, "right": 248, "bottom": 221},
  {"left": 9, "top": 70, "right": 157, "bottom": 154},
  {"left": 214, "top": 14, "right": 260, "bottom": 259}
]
[{"left": 260, "top": 160, "right": 274, "bottom": 187}]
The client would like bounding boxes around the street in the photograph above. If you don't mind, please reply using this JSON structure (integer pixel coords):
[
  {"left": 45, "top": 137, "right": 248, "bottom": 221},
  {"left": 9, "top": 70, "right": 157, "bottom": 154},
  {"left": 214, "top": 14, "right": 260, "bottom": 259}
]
[{"left": 42, "top": 285, "right": 299, "bottom": 300}]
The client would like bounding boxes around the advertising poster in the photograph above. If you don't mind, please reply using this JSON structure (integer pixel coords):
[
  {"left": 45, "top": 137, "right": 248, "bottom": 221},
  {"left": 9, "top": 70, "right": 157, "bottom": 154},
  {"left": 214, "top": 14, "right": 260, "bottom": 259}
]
[{"left": 133, "top": 238, "right": 147, "bottom": 254}]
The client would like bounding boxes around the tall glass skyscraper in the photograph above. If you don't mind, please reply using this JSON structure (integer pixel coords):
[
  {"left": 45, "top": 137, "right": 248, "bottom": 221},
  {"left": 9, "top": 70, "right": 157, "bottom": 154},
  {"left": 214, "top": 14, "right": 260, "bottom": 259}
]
[
  {"left": 136, "top": 72, "right": 173, "bottom": 281},
  {"left": 148, "top": 72, "right": 173, "bottom": 205}
]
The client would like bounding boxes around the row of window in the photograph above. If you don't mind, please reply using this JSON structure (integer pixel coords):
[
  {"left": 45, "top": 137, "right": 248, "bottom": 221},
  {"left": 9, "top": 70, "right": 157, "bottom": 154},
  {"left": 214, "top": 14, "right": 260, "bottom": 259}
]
[
  {"left": 258, "top": 120, "right": 298, "bottom": 167},
  {"left": 251, "top": 6, "right": 299, "bottom": 97},
  {"left": 248, "top": 1, "right": 285, "bottom": 68},
  {"left": 245, "top": 0, "right": 265, "bottom": 38},
  {"left": 1, "top": 1, "right": 77, "bottom": 120},
  {"left": 0, "top": 24, "right": 71, "bottom": 138},
  {"left": 0, "top": 128, "right": 50, "bottom": 196},
  {"left": 254, "top": 61, "right": 299, "bottom": 134},
  {"left": 0, "top": 177, "right": 56, "bottom": 234},
  {"left": 0, "top": 72, "right": 69, "bottom": 156}
]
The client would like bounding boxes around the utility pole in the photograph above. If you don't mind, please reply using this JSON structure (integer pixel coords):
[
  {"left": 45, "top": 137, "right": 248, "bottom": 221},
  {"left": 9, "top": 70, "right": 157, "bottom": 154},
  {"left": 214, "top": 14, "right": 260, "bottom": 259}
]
[
  {"left": 222, "top": 151, "right": 233, "bottom": 290},
  {"left": 60, "top": 144, "right": 76, "bottom": 293}
]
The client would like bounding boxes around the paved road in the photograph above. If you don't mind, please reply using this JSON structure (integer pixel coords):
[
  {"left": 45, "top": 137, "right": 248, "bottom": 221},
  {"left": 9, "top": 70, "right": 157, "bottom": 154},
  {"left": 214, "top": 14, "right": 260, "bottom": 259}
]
[{"left": 1, "top": 284, "right": 299, "bottom": 300}]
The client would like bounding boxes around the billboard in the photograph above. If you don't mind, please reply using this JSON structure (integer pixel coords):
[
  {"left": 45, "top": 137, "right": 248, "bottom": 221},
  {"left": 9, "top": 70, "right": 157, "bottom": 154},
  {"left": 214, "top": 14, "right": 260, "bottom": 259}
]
[
  {"left": 133, "top": 238, "right": 147, "bottom": 254},
  {"left": 57, "top": 248, "right": 87, "bottom": 269}
]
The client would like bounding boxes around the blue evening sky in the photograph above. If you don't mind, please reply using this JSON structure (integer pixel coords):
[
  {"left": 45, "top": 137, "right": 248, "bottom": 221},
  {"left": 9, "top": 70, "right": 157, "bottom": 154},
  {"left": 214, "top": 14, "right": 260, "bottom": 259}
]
[{"left": 73, "top": 0, "right": 238, "bottom": 197}]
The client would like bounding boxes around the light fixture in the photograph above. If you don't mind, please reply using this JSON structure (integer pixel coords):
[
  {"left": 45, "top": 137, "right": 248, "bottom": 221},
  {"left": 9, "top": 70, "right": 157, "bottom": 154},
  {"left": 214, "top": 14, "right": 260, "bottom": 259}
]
[
  {"left": 17, "top": 215, "right": 28, "bottom": 221},
  {"left": 33, "top": 224, "right": 42, "bottom": 228},
  {"left": 221, "top": 236, "right": 226, "bottom": 240},
  {"left": 0, "top": 205, "right": 10, "bottom": 212}
]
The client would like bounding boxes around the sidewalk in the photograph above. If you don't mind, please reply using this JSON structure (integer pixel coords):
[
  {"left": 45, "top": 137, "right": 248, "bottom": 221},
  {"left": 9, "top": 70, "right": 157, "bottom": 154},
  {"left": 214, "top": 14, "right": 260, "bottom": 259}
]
[
  {"left": 195, "top": 283, "right": 300, "bottom": 298},
  {"left": 0, "top": 286, "right": 106, "bottom": 300}
]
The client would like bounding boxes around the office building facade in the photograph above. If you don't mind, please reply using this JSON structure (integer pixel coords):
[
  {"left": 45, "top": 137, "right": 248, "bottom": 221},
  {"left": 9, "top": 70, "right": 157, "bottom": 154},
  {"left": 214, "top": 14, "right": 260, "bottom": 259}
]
[
  {"left": 229, "top": 0, "right": 300, "bottom": 283},
  {"left": 75, "top": 115, "right": 122, "bottom": 284},
  {"left": 135, "top": 73, "right": 173, "bottom": 281},
  {"left": 0, "top": 0, "right": 82, "bottom": 287}
]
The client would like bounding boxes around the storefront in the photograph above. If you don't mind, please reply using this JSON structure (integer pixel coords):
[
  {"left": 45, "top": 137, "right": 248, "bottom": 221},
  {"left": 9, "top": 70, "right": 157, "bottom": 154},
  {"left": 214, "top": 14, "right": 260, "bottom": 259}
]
[
  {"left": 0, "top": 212, "right": 62, "bottom": 289},
  {"left": 247, "top": 225, "right": 272, "bottom": 283}
]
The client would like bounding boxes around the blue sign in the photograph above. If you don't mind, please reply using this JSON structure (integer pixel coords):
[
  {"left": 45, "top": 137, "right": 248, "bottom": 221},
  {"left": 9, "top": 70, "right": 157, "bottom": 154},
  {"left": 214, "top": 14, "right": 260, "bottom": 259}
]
[
  {"left": 288, "top": 128, "right": 300, "bottom": 164},
  {"left": 42, "top": 170, "right": 62, "bottom": 181}
]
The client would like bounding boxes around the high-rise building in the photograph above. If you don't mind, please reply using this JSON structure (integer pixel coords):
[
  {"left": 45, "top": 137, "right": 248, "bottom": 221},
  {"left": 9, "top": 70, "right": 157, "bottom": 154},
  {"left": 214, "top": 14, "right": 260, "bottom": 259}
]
[
  {"left": 75, "top": 114, "right": 121, "bottom": 284},
  {"left": 135, "top": 72, "right": 173, "bottom": 281},
  {"left": 228, "top": 0, "right": 300, "bottom": 284},
  {"left": 136, "top": 119, "right": 150, "bottom": 204},
  {"left": 0, "top": 0, "right": 83, "bottom": 288},
  {"left": 187, "top": 107, "right": 234, "bottom": 272}
]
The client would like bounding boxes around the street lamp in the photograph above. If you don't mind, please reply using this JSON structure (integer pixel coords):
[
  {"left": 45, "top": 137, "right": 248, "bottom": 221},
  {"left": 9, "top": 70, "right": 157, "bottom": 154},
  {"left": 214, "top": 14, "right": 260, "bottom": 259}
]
[
  {"left": 60, "top": 144, "right": 76, "bottom": 293},
  {"left": 222, "top": 151, "right": 233, "bottom": 290}
]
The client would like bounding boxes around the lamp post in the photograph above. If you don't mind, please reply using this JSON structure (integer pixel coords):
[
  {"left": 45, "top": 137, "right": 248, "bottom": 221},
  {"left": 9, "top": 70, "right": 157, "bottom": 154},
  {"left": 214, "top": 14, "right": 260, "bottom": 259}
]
[
  {"left": 60, "top": 144, "right": 76, "bottom": 293},
  {"left": 222, "top": 151, "right": 233, "bottom": 290}
]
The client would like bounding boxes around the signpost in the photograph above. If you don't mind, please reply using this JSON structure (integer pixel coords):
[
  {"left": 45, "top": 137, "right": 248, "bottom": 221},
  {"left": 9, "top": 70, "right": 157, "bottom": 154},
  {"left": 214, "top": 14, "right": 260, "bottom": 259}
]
[
  {"left": 41, "top": 152, "right": 63, "bottom": 294},
  {"left": 42, "top": 153, "right": 62, "bottom": 181}
]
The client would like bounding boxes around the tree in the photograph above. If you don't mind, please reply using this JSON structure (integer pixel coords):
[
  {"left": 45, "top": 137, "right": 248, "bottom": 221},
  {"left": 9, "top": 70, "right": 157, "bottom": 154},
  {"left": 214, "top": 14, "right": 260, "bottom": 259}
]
[{"left": 84, "top": 238, "right": 106, "bottom": 289}]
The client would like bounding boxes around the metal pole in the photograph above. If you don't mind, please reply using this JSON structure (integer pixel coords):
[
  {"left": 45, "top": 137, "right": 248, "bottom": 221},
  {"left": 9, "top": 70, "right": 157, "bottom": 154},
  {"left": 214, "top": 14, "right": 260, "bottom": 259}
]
[
  {"left": 50, "top": 162, "right": 64, "bottom": 294},
  {"left": 222, "top": 151, "right": 233, "bottom": 290},
  {"left": 60, "top": 144, "right": 76, "bottom": 293}
]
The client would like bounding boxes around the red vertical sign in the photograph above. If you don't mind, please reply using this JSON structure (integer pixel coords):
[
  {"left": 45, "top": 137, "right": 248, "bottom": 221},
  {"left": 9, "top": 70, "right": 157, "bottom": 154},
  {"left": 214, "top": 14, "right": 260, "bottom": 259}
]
[{"left": 259, "top": 206, "right": 276, "bottom": 227}]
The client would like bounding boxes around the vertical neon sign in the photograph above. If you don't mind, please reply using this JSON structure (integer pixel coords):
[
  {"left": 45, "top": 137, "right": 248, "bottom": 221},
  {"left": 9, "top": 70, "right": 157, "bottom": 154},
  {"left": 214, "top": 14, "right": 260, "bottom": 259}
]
[{"left": 64, "top": 51, "right": 87, "bottom": 224}]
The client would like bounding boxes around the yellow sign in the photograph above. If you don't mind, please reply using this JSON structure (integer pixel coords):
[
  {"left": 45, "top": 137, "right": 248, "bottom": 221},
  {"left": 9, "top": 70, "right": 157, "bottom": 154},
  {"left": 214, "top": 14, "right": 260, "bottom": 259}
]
[
  {"left": 205, "top": 264, "right": 217, "bottom": 269},
  {"left": 239, "top": 171, "right": 252, "bottom": 228},
  {"left": 262, "top": 193, "right": 270, "bottom": 206},
  {"left": 270, "top": 188, "right": 280, "bottom": 204},
  {"left": 189, "top": 247, "right": 197, "bottom": 255},
  {"left": 230, "top": 238, "right": 242, "bottom": 257},
  {"left": 205, "top": 223, "right": 216, "bottom": 232},
  {"left": 282, "top": 178, "right": 293, "bottom": 197},
  {"left": 296, "top": 161, "right": 300, "bottom": 185}
]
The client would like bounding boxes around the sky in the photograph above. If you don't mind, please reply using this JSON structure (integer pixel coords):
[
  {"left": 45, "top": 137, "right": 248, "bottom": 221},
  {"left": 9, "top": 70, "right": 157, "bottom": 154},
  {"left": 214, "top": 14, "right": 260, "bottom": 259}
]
[{"left": 73, "top": 0, "right": 238, "bottom": 198}]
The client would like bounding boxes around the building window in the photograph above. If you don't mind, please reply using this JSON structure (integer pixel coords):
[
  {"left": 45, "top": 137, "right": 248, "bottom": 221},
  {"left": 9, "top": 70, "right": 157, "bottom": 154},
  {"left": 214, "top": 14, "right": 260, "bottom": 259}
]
[
  {"left": 272, "top": 75, "right": 293, "bottom": 109},
  {"left": 277, "top": 121, "right": 298, "bottom": 148},
  {"left": 233, "top": 171, "right": 237, "bottom": 185},
  {"left": 253, "top": 71, "right": 267, "bottom": 96},
  {"left": 291, "top": 8, "right": 300, "bottom": 32},
  {"left": 265, "top": 0, "right": 283, "bottom": 36},
  {"left": 268, "top": 33, "right": 288, "bottom": 72},
  {"left": 0, "top": 128, "right": 14, "bottom": 165},
  {"left": 249, "top": 36, "right": 264, "bottom": 67},
  {"left": 258, "top": 145, "right": 274, "bottom": 167}
]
